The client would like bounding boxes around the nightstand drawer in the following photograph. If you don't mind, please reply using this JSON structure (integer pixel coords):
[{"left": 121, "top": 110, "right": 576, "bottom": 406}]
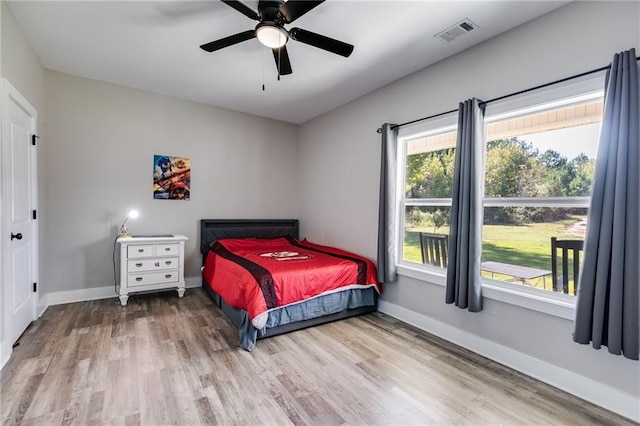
[
  {"left": 156, "top": 243, "right": 179, "bottom": 256},
  {"left": 127, "top": 257, "right": 179, "bottom": 272},
  {"left": 127, "top": 270, "right": 179, "bottom": 287},
  {"left": 127, "top": 244, "right": 155, "bottom": 258}
]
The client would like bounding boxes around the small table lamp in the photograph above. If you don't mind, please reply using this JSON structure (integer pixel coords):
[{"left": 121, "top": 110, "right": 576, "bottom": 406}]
[{"left": 119, "top": 210, "right": 139, "bottom": 237}]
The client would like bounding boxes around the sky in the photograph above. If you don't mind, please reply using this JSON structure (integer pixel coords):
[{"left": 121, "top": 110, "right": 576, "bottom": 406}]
[{"left": 521, "top": 122, "right": 601, "bottom": 160}]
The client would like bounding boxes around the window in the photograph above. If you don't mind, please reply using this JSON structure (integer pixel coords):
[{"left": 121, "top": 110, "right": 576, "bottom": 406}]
[
  {"left": 397, "top": 75, "right": 605, "bottom": 297},
  {"left": 483, "top": 90, "right": 603, "bottom": 295},
  {"left": 399, "top": 115, "right": 457, "bottom": 268}
]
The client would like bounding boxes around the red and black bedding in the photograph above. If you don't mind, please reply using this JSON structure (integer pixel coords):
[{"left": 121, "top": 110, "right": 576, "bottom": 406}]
[{"left": 202, "top": 236, "right": 381, "bottom": 330}]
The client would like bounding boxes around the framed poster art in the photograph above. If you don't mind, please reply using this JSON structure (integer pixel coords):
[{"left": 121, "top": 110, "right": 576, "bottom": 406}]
[{"left": 153, "top": 154, "right": 190, "bottom": 200}]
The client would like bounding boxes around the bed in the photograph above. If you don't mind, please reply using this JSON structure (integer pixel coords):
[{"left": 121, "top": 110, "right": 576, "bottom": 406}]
[{"left": 200, "top": 219, "right": 380, "bottom": 351}]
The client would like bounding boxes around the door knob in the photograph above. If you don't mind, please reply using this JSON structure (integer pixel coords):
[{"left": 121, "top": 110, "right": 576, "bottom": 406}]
[{"left": 10, "top": 232, "right": 22, "bottom": 241}]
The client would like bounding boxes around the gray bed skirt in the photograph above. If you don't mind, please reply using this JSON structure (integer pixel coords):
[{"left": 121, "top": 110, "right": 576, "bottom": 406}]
[{"left": 202, "top": 280, "right": 377, "bottom": 351}]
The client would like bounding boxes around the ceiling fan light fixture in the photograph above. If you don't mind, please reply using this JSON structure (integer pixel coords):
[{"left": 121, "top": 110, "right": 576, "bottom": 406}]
[{"left": 256, "top": 24, "right": 288, "bottom": 48}]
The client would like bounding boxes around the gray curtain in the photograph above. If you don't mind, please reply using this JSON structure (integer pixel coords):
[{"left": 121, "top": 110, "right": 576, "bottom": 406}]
[
  {"left": 445, "top": 99, "right": 485, "bottom": 312},
  {"left": 573, "top": 49, "right": 639, "bottom": 360},
  {"left": 377, "top": 123, "right": 399, "bottom": 283}
]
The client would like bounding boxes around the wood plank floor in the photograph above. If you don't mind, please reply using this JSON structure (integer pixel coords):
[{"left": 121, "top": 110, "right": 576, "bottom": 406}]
[{"left": 1, "top": 289, "right": 634, "bottom": 425}]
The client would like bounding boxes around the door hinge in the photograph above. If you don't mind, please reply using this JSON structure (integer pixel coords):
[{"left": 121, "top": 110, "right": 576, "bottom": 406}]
[
  {"left": 33, "top": 282, "right": 37, "bottom": 292},
  {"left": 32, "top": 210, "right": 37, "bottom": 220},
  {"left": 32, "top": 135, "right": 40, "bottom": 146}
]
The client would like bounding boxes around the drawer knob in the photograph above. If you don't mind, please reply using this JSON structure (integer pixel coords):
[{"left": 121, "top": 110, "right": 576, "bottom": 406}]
[
  {"left": 138, "top": 249, "right": 144, "bottom": 253},
  {"left": 135, "top": 263, "right": 142, "bottom": 267},
  {"left": 165, "top": 248, "right": 170, "bottom": 251},
  {"left": 165, "top": 261, "right": 172, "bottom": 265},
  {"left": 165, "top": 274, "right": 172, "bottom": 279},
  {"left": 136, "top": 277, "right": 143, "bottom": 282}
]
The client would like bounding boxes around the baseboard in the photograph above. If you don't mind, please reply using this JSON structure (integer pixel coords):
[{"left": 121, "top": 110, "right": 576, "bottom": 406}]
[
  {"left": 45, "top": 286, "right": 118, "bottom": 306},
  {"left": 44, "top": 277, "right": 202, "bottom": 306},
  {"left": 377, "top": 300, "right": 639, "bottom": 423}
]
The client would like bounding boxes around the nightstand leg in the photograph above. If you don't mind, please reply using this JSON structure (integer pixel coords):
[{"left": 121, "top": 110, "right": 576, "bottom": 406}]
[
  {"left": 119, "top": 295, "right": 129, "bottom": 306},
  {"left": 177, "top": 288, "right": 185, "bottom": 298}
]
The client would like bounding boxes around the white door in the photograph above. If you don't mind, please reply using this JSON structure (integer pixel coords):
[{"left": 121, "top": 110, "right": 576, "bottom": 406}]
[{"left": 2, "top": 79, "right": 38, "bottom": 346}]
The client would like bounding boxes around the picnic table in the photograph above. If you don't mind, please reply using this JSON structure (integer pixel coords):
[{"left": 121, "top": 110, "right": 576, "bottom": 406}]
[{"left": 481, "top": 261, "right": 551, "bottom": 285}]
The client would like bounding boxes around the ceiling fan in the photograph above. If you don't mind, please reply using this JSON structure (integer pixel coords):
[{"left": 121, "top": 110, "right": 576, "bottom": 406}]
[{"left": 200, "top": 0, "right": 354, "bottom": 76}]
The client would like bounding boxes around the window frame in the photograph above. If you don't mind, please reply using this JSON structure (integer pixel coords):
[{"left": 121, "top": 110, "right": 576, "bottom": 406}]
[{"left": 395, "top": 71, "right": 607, "bottom": 317}]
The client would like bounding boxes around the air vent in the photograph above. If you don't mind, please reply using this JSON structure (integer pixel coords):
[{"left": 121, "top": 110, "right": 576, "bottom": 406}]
[{"left": 435, "top": 18, "right": 478, "bottom": 43}]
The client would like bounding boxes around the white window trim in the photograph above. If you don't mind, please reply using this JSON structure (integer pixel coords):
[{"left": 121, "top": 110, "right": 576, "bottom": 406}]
[
  {"left": 397, "top": 113, "right": 458, "bottom": 139},
  {"left": 484, "top": 197, "right": 590, "bottom": 208},
  {"left": 396, "top": 72, "right": 605, "bottom": 320},
  {"left": 397, "top": 265, "right": 576, "bottom": 320},
  {"left": 484, "top": 71, "right": 606, "bottom": 121},
  {"left": 405, "top": 199, "right": 453, "bottom": 208}
]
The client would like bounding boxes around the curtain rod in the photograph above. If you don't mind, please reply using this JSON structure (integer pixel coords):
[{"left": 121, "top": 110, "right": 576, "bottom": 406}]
[{"left": 376, "top": 55, "right": 640, "bottom": 134}]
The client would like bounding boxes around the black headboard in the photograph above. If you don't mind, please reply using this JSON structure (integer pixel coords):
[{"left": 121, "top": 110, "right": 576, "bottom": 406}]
[{"left": 200, "top": 219, "right": 299, "bottom": 264}]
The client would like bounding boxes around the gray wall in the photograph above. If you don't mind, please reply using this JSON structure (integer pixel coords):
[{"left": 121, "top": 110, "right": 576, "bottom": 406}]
[
  {"left": 1, "top": 2, "right": 45, "bottom": 112},
  {"left": 298, "top": 0, "right": 639, "bottom": 415},
  {"left": 44, "top": 70, "right": 299, "bottom": 293}
]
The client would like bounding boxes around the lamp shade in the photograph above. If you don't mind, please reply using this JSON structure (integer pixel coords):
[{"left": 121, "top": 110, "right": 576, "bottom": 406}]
[{"left": 256, "top": 24, "right": 288, "bottom": 48}]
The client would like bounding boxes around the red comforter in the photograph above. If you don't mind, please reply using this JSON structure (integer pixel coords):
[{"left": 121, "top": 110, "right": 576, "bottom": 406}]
[{"left": 202, "top": 237, "right": 380, "bottom": 328}]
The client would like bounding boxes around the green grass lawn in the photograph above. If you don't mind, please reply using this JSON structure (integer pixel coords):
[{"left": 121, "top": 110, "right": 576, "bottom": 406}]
[{"left": 404, "top": 216, "right": 585, "bottom": 292}]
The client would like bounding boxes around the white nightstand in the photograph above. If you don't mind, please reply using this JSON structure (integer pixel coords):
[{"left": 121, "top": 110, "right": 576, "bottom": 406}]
[{"left": 115, "top": 234, "right": 188, "bottom": 306}]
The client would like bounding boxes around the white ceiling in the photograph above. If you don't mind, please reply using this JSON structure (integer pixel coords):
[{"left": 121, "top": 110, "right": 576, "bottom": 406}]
[{"left": 7, "top": 0, "right": 569, "bottom": 124}]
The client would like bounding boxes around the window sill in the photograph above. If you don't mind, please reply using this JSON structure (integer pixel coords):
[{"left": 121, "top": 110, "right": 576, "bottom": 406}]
[{"left": 396, "top": 264, "right": 576, "bottom": 320}]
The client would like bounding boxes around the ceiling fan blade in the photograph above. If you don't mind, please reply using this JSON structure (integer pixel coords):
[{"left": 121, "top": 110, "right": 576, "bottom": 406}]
[
  {"left": 200, "top": 30, "right": 256, "bottom": 52},
  {"left": 289, "top": 28, "right": 354, "bottom": 58},
  {"left": 272, "top": 46, "right": 293, "bottom": 75},
  {"left": 221, "top": 0, "right": 260, "bottom": 20},
  {"left": 279, "top": 0, "right": 325, "bottom": 24}
]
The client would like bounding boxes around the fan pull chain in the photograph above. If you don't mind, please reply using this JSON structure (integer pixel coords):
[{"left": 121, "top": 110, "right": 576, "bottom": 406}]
[
  {"left": 262, "top": 45, "right": 266, "bottom": 91},
  {"left": 277, "top": 33, "right": 282, "bottom": 81}
]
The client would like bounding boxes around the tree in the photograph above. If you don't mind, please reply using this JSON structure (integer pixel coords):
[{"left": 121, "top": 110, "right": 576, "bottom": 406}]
[
  {"left": 484, "top": 138, "right": 544, "bottom": 223},
  {"left": 568, "top": 153, "right": 595, "bottom": 196},
  {"left": 406, "top": 137, "right": 595, "bottom": 227},
  {"left": 405, "top": 148, "right": 454, "bottom": 199},
  {"left": 538, "top": 150, "right": 569, "bottom": 197},
  {"left": 406, "top": 153, "right": 427, "bottom": 198},
  {"left": 430, "top": 208, "right": 448, "bottom": 233},
  {"left": 485, "top": 138, "right": 540, "bottom": 198}
]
